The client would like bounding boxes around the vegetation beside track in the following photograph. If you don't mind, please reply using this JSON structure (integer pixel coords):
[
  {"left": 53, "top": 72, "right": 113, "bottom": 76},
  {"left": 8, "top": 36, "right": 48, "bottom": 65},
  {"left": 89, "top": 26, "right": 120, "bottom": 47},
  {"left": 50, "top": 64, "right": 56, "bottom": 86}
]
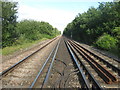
[
  {"left": 63, "top": 2, "right": 120, "bottom": 57},
  {"left": 2, "top": 38, "right": 47, "bottom": 55},
  {"left": 1, "top": 1, "right": 61, "bottom": 55}
]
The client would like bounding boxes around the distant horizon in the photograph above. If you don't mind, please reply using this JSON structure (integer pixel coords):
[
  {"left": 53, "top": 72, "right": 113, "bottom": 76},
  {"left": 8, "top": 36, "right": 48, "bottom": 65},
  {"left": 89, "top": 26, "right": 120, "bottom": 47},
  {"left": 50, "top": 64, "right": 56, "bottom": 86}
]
[{"left": 14, "top": 0, "right": 113, "bottom": 33}]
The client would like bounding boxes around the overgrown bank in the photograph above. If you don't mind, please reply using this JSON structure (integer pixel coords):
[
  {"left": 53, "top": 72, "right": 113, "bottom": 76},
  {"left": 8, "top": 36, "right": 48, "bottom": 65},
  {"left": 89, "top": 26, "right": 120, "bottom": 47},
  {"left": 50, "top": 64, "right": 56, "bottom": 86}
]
[
  {"left": 2, "top": 38, "right": 47, "bottom": 55},
  {"left": 1, "top": 1, "right": 61, "bottom": 55},
  {"left": 63, "top": 2, "right": 120, "bottom": 57}
]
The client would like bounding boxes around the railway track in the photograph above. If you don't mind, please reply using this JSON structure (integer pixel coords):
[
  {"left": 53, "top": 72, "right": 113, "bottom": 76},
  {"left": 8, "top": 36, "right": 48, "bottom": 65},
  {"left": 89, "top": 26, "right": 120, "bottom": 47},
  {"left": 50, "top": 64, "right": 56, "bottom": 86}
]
[
  {"left": 29, "top": 37, "right": 103, "bottom": 89},
  {"left": 1, "top": 37, "right": 59, "bottom": 88},
  {"left": 29, "top": 37, "right": 83, "bottom": 88},
  {"left": 41, "top": 37, "right": 81, "bottom": 88},
  {"left": 68, "top": 40, "right": 117, "bottom": 84},
  {"left": 66, "top": 38, "right": 119, "bottom": 88},
  {"left": 71, "top": 40, "right": 120, "bottom": 75},
  {"left": 65, "top": 39, "right": 102, "bottom": 89},
  {"left": 1, "top": 36, "right": 119, "bottom": 89},
  {"left": 0, "top": 37, "right": 58, "bottom": 76},
  {"left": 29, "top": 37, "right": 61, "bottom": 88}
]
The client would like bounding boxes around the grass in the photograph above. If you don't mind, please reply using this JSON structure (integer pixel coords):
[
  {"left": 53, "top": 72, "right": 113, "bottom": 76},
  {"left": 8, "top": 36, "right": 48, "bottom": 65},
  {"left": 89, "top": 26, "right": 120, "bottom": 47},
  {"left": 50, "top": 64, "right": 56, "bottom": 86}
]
[{"left": 2, "top": 38, "right": 48, "bottom": 55}]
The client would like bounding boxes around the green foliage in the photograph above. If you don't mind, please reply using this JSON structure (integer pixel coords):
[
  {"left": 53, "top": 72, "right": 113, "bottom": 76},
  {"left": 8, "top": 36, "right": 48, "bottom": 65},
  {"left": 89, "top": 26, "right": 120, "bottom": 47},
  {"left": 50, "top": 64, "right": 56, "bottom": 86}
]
[
  {"left": 2, "top": 38, "right": 47, "bottom": 55},
  {"left": 2, "top": 1, "right": 60, "bottom": 48},
  {"left": 112, "top": 27, "right": 120, "bottom": 54},
  {"left": 95, "top": 34, "right": 118, "bottom": 50},
  {"left": 63, "top": 2, "right": 120, "bottom": 56},
  {"left": 16, "top": 20, "right": 42, "bottom": 42},
  {"left": 15, "top": 20, "right": 60, "bottom": 45},
  {"left": 63, "top": 2, "right": 120, "bottom": 43},
  {"left": 113, "top": 27, "right": 120, "bottom": 39},
  {"left": 2, "top": 1, "right": 18, "bottom": 47}
]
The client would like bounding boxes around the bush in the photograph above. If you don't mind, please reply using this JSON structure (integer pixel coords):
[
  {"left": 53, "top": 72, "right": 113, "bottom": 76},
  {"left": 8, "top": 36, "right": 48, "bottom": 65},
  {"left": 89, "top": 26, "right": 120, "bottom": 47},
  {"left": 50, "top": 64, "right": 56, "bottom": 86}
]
[
  {"left": 95, "top": 33, "right": 118, "bottom": 50},
  {"left": 112, "top": 27, "right": 120, "bottom": 56}
]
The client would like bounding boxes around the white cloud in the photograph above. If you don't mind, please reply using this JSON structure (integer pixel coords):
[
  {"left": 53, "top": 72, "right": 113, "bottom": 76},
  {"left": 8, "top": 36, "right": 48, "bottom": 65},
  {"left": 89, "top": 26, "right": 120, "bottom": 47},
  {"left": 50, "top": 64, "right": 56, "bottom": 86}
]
[
  {"left": 16, "top": 0, "right": 113, "bottom": 33},
  {"left": 17, "top": 4, "right": 77, "bottom": 32},
  {"left": 14, "top": 0, "right": 113, "bottom": 2}
]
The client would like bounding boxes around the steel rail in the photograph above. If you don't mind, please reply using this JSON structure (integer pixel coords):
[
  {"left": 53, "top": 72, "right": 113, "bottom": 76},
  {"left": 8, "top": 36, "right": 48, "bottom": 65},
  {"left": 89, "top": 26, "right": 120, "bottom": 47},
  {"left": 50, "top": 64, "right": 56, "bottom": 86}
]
[
  {"left": 0, "top": 37, "right": 57, "bottom": 76},
  {"left": 72, "top": 40, "right": 120, "bottom": 75},
  {"left": 29, "top": 38, "right": 61, "bottom": 89},
  {"left": 69, "top": 40, "right": 117, "bottom": 83},
  {"left": 68, "top": 37, "right": 120, "bottom": 63},
  {"left": 65, "top": 40, "right": 90, "bottom": 89},
  {"left": 70, "top": 41, "right": 111, "bottom": 84},
  {"left": 41, "top": 38, "right": 61, "bottom": 88},
  {"left": 70, "top": 40, "right": 119, "bottom": 80},
  {"left": 66, "top": 40, "right": 102, "bottom": 89}
]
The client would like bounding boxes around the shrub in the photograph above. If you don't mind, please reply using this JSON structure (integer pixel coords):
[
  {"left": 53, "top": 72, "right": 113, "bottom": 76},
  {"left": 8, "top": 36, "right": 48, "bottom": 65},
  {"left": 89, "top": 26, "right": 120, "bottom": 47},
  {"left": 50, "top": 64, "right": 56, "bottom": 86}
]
[
  {"left": 112, "top": 27, "right": 120, "bottom": 56},
  {"left": 95, "top": 33, "right": 118, "bottom": 50}
]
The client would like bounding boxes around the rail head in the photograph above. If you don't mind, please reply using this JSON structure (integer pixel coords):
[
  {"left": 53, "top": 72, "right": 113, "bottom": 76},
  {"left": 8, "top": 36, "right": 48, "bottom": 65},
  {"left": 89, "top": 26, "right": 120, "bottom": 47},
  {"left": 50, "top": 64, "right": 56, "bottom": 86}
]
[
  {"left": 0, "top": 37, "right": 58, "bottom": 77},
  {"left": 67, "top": 39, "right": 103, "bottom": 89},
  {"left": 65, "top": 40, "right": 90, "bottom": 89},
  {"left": 41, "top": 38, "right": 61, "bottom": 88},
  {"left": 71, "top": 40, "right": 120, "bottom": 75},
  {"left": 29, "top": 37, "right": 61, "bottom": 89}
]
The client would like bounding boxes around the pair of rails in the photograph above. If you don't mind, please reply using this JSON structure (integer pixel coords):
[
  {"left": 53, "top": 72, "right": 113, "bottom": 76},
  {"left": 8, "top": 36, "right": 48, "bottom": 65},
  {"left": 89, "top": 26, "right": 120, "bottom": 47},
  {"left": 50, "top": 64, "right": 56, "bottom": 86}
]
[{"left": 1, "top": 37, "right": 119, "bottom": 89}]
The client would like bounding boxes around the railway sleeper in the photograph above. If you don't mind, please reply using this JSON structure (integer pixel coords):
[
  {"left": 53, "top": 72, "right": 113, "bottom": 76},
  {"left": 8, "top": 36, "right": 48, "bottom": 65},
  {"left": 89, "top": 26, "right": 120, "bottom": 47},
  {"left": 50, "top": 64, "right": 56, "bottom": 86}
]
[
  {"left": 67, "top": 41, "right": 102, "bottom": 89},
  {"left": 72, "top": 40, "right": 120, "bottom": 75},
  {"left": 83, "top": 53, "right": 112, "bottom": 84},
  {"left": 66, "top": 42, "right": 90, "bottom": 89},
  {"left": 69, "top": 41, "right": 112, "bottom": 84},
  {"left": 69, "top": 40, "right": 118, "bottom": 83},
  {"left": 82, "top": 51, "right": 118, "bottom": 82}
]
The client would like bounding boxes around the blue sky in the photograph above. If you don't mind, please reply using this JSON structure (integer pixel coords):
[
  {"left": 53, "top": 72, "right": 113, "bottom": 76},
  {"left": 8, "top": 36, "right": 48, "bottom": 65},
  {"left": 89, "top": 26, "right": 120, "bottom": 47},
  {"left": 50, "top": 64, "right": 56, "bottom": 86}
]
[{"left": 16, "top": 0, "right": 113, "bottom": 33}]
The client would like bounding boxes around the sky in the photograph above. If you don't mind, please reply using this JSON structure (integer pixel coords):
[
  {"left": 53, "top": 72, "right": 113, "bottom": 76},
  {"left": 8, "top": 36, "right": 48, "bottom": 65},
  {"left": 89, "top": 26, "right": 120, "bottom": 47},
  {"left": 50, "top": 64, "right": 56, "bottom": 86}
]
[{"left": 14, "top": 0, "right": 113, "bottom": 33}]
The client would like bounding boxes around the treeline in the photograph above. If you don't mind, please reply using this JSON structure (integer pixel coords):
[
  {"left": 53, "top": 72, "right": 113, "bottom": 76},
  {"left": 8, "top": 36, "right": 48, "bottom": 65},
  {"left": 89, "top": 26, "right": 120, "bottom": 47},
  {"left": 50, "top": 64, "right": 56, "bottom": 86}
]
[
  {"left": 15, "top": 20, "right": 60, "bottom": 45},
  {"left": 1, "top": 1, "right": 60, "bottom": 48},
  {"left": 63, "top": 2, "right": 120, "bottom": 56}
]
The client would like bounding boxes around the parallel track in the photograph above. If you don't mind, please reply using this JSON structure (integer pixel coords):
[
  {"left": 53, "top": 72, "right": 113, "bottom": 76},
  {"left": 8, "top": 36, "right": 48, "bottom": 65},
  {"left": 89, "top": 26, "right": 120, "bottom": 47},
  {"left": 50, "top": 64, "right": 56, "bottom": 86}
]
[
  {"left": 1, "top": 36, "right": 119, "bottom": 89},
  {"left": 68, "top": 40, "right": 118, "bottom": 84},
  {"left": 0, "top": 37, "right": 58, "bottom": 77},
  {"left": 65, "top": 41, "right": 90, "bottom": 89},
  {"left": 30, "top": 37, "right": 93, "bottom": 89},
  {"left": 65, "top": 39, "right": 102, "bottom": 89},
  {"left": 72, "top": 40, "right": 120, "bottom": 75},
  {"left": 29, "top": 38, "right": 61, "bottom": 88}
]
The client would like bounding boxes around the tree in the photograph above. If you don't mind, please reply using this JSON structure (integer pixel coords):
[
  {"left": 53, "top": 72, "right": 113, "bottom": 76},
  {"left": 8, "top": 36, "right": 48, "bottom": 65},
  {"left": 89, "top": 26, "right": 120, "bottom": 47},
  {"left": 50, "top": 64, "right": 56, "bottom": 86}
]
[
  {"left": 63, "top": 2, "right": 120, "bottom": 44},
  {"left": 2, "top": 1, "right": 18, "bottom": 47},
  {"left": 63, "top": 2, "right": 120, "bottom": 55},
  {"left": 113, "top": 27, "right": 120, "bottom": 53},
  {"left": 15, "top": 20, "right": 60, "bottom": 44}
]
